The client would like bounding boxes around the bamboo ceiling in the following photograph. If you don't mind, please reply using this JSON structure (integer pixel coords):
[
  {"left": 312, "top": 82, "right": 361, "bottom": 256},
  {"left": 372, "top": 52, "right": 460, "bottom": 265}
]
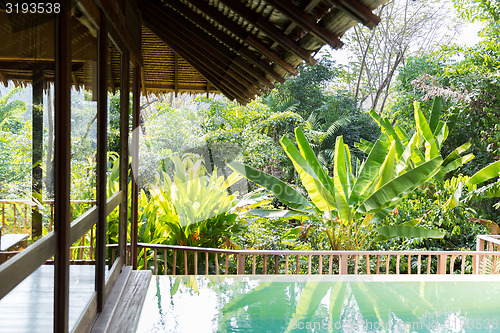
[{"left": 0, "top": 0, "right": 387, "bottom": 104}]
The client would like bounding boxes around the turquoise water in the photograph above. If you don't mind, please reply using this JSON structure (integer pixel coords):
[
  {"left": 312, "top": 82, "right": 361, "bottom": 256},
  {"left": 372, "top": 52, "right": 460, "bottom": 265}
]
[{"left": 136, "top": 275, "right": 500, "bottom": 332}]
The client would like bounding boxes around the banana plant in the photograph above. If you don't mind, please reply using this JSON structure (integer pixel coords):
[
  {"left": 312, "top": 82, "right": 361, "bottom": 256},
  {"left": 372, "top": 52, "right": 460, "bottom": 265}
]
[{"left": 229, "top": 99, "right": 471, "bottom": 249}]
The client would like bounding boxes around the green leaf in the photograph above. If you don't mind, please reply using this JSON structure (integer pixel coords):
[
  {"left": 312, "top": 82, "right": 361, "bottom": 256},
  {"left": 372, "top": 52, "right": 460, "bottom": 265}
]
[
  {"left": 281, "top": 131, "right": 334, "bottom": 211},
  {"left": 414, "top": 101, "right": 439, "bottom": 160},
  {"left": 247, "top": 209, "right": 310, "bottom": 218},
  {"left": 333, "top": 136, "right": 351, "bottom": 222},
  {"left": 375, "top": 225, "right": 446, "bottom": 240},
  {"left": 429, "top": 97, "right": 443, "bottom": 134},
  {"left": 369, "top": 110, "right": 404, "bottom": 157},
  {"left": 358, "top": 156, "right": 443, "bottom": 213},
  {"left": 354, "top": 139, "right": 374, "bottom": 154},
  {"left": 467, "top": 160, "right": 500, "bottom": 185},
  {"left": 228, "top": 161, "right": 316, "bottom": 213}
]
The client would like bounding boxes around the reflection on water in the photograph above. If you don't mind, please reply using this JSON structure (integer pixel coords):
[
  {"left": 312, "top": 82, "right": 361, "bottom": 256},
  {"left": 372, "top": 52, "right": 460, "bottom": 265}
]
[{"left": 137, "top": 275, "right": 500, "bottom": 333}]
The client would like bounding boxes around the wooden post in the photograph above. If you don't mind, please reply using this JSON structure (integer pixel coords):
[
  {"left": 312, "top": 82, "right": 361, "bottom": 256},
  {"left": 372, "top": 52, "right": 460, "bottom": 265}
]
[
  {"left": 54, "top": 1, "right": 71, "bottom": 331},
  {"left": 437, "top": 255, "right": 447, "bottom": 274},
  {"left": 476, "top": 237, "right": 485, "bottom": 274},
  {"left": 237, "top": 253, "right": 245, "bottom": 275},
  {"left": 339, "top": 254, "right": 348, "bottom": 275},
  {"left": 130, "top": 64, "right": 140, "bottom": 270},
  {"left": 96, "top": 12, "right": 108, "bottom": 312},
  {"left": 32, "top": 68, "right": 43, "bottom": 239},
  {"left": 119, "top": 50, "right": 130, "bottom": 266}
]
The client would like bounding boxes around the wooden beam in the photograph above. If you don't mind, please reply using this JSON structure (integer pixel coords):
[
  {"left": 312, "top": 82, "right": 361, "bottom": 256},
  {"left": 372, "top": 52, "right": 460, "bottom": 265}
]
[
  {"left": 326, "top": 0, "right": 381, "bottom": 29},
  {"left": 187, "top": 0, "right": 298, "bottom": 76},
  {"left": 32, "top": 69, "right": 43, "bottom": 239},
  {"left": 93, "top": 0, "right": 142, "bottom": 65},
  {"left": 131, "top": 64, "right": 140, "bottom": 270},
  {"left": 119, "top": 50, "right": 129, "bottom": 267},
  {"left": 96, "top": 11, "right": 108, "bottom": 313},
  {"left": 54, "top": 1, "right": 71, "bottom": 331},
  {"left": 264, "top": 0, "right": 343, "bottom": 49},
  {"left": 165, "top": 0, "right": 284, "bottom": 83},
  {"left": 217, "top": 0, "right": 317, "bottom": 65}
]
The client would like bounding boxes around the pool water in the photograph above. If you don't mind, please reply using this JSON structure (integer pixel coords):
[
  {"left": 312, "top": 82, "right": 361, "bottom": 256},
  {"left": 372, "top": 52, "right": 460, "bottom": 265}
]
[{"left": 136, "top": 275, "right": 500, "bottom": 332}]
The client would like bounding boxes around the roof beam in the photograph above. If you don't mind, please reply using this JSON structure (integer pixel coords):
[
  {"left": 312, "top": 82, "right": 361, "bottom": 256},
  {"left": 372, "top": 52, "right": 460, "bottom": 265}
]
[
  {"left": 165, "top": 0, "right": 283, "bottom": 84},
  {"left": 326, "top": 0, "right": 380, "bottom": 29},
  {"left": 217, "top": 0, "right": 317, "bottom": 66},
  {"left": 264, "top": 0, "right": 343, "bottom": 49},
  {"left": 141, "top": 1, "right": 260, "bottom": 97},
  {"left": 189, "top": 0, "right": 314, "bottom": 67}
]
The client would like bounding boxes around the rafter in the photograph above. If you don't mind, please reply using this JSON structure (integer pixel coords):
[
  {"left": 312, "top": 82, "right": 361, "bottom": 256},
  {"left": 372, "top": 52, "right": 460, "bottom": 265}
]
[
  {"left": 326, "top": 0, "right": 380, "bottom": 29},
  {"left": 218, "top": 0, "right": 317, "bottom": 65},
  {"left": 165, "top": 0, "right": 285, "bottom": 84},
  {"left": 264, "top": 0, "right": 343, "bottom": 49},
  {"left": 186, "top": 0, "right": 297, "bottom": 77}
]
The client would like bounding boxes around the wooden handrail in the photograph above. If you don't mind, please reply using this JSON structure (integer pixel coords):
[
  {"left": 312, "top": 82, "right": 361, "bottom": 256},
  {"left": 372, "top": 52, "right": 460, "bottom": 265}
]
[
  {"left": 135, "top": 242, "right": 500, "bottom": 276},
  {"left": 136, "top": 243, "right": 498, "bottom": 257},
  {"left": 0, "top": 191, "right": 122, "bottom": 300}
]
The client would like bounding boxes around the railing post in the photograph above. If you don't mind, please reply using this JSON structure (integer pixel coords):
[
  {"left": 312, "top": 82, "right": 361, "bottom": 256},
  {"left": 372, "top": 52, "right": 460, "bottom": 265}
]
[
  {"left": 437, "top": 254, "right": 447, "bottom": 274},
  {"left": 476, "top": 236, "right": 485, "bottom": 274},
  {"left": 237, "top": 253, "right": 245, "bottom": 275},
  {"left": 339, "top": 254, "right": 348, "bottom": 275}
]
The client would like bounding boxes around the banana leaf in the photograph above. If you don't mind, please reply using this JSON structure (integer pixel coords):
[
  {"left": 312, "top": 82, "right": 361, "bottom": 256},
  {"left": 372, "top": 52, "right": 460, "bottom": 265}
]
[
  {"left": 228, "top": 161, "right": 316, "bottom": 213},
  {"left": 467, "top": 160, "right": 500, "bottom": 185},
  {"left": 369, "top": 110, "right": 404, "bottom": 157},
  {"left": 281, "top": 134, "right": 335, "bottom": 212},
  {"left": 358, "top": 156, "right": 443, "bottom": 213}
]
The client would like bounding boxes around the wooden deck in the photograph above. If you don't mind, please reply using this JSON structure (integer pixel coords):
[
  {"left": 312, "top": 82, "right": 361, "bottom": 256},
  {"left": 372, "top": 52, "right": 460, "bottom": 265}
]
[
  {"left": 0, "top": 265, "right": 105, "bottom": 332},
  {"left": 91, "top": 267, "right": 151, "bottom": 332},
  {"left": 0, "top": 233, "right": 29, "bottom": 251}
]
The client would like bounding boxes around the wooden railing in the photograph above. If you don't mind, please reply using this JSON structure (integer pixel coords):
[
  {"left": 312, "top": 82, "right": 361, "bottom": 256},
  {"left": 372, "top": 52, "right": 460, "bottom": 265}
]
[
  {"left": 0, "top": 199, "right": 96, "bottom": 235},
  {"left": 134, "top": 242, "right": 500, "bottom": 276},
  {"left": 476, "top": 234, "right": 500, "bottom": 273}
]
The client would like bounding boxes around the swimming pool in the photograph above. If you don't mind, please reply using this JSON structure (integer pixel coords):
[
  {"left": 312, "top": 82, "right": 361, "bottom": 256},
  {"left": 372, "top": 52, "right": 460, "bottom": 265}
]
[{"left": 136, "top": 275, "right": 500, "bottom": 332}]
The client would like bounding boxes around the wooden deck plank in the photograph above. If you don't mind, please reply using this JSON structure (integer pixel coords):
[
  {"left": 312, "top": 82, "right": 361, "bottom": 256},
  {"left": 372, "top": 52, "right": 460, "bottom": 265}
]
[
  {"left": 0, "top": 233, "right": 29, "bottom": 251},
  {"left": 90, "top": 269, "right": 151, "bottom": 333},
  {"left": 108, "top": 270, "right": 151, "bottom": 332},
  {"left": 0, "top": 265, "right": 105, "bottom": 332}
]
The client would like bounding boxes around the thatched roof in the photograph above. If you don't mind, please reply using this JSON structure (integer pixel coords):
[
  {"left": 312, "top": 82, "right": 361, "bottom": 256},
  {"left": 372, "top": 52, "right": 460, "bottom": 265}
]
[{"left": 0, "top": 0, "right": 387, "bottom": 103}]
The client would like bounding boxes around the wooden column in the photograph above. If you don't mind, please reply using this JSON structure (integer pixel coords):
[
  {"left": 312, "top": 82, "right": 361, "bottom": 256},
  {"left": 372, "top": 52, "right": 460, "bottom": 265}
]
[
  {"left": 119, "top": 50, "right": 129, "bottom": 266},
  {"left": 54, "top": 1, "right": 71, "bottom": 331},
  {"left": 130, "top": 64, "right": 140, "bottom": 270},
  {"left": 32, "top": 69, "right": 43, "bottom": 239},
  {"left": 96, "top": 12, "right": 108, "bottom": 312}
]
